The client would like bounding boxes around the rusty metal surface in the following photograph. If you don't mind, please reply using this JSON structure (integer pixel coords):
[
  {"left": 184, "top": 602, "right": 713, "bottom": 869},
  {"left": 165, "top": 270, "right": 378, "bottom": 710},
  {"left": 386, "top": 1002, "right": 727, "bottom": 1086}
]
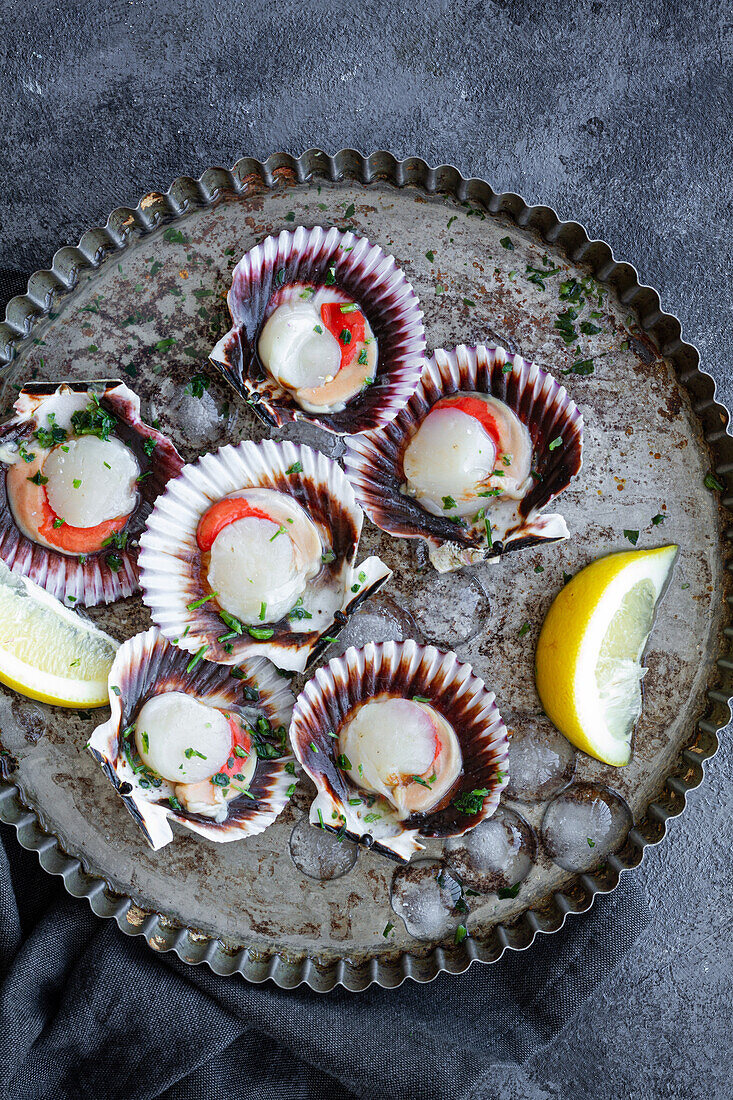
[{"left": 0, "top": 151, "right": 730, "bottom": 991}]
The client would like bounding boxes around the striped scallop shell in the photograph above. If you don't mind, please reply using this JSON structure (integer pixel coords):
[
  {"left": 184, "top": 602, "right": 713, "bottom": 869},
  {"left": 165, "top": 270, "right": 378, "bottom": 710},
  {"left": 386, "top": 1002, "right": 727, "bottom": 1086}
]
[
  {"left": 87, "top": 627, "right": 295, "bottom": 850},
  {"left": 209, "top": 226, "right": 425, "bottom": 435},
  {"left": 290, "top": 640, "right": 509, "bottom": 863},
  {"left": 139, "top": 440, "right": 391, "bottom": 673},
  {"left": 0, "top": 380, "right": 184, "bottom": 605},
  {"left": 344, "top": 344, "right": 584, "bottom": 572}
]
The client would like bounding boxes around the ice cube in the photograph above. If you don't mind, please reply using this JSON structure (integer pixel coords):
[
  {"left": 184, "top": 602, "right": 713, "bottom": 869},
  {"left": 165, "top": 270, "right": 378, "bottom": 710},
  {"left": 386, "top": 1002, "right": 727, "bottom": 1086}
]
[
  {"left": 540, "top": 783, "right": 632, "bottom": 872},
  {"left": 330, "top": 595, "right": 420, "bottom": 655},
  {"left": 390, "top": 858, "right": 462, "bottom": 941},
  {"left": 288, "top": 814, "right": 358, "bottom": 880},
  {"left": 397, "top": 568, "right": 490, "bottom": 648},
  {"left": 504, "top": 715, "right": 576, "bottom": 803},
  {"left": 444, "top": 806, "right": 537, "bottom": 892}
]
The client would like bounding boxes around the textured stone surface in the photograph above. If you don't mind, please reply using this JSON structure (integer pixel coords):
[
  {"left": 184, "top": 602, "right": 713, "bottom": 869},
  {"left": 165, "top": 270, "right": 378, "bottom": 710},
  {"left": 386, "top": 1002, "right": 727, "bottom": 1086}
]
[{"left": 0, "top": 0, "right": 731, "bottom": 1097}]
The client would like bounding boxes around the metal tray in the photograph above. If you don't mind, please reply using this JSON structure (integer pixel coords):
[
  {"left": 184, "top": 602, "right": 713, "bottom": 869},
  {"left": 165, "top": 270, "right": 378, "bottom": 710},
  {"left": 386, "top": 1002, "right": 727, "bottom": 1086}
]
[{"left": 0, "top": 150, "right": 730, "bottom": 992}]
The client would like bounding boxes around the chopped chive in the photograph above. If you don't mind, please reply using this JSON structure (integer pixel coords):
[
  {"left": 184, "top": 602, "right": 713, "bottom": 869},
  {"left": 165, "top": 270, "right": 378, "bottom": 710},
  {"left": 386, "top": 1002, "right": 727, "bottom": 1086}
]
[
  {"left": 259, "top": 601, "right": 267, "bottom": 621},
  {"left": 336, "top": 753, "right": 352, "bottom": 770},
  {"left": 704, "top": 472, "right": 724, "bottom": 491},
  {"left": 454, "top": 925, "right": 468, "bottom": 945},
  {"left": 310, "top": 741, "right": 319, "bottom": 753},
  {"left": 186, "top": 645, "right": 209, "bottom": 671},
  {"left": 186, "top": 593, "right": 217, "bottom": 610},
  {"left": 383, "top": 922, "right": 394, "bottom": 938},
  {"left": 548, "top": 437, "right": 563, "bottom": 451},
  {"left": 413, "top": 695, "right": 430, "bottom": 703},
  {"left": 247, "top": 626, "right": 274, "bottom": 640},
  {"left": 518, "top": 621, "right": 530, "bottom": 636},
  {"left": 285, "top": 461, "right": 303, "bottom": 475}
]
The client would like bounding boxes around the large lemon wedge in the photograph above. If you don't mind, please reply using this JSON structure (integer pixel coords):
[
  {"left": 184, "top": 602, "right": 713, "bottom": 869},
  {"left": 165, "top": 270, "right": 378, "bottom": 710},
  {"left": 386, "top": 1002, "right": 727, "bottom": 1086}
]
[
  {"left": 0, "top": 561, "right": 118, "bottom": 708},
  {"left": 535, "top": 545, "right": 678, "bottom": 766}
]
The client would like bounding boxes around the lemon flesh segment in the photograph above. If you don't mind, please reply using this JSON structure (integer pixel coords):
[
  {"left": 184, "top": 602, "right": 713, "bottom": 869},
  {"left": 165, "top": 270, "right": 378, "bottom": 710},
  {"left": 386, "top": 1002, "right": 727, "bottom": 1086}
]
[
  {"left": 535, "top": 545, "right": 678, "bottom": 767},
  {"left": 0, "top": 564, "right": 118, "bottom": 708}
]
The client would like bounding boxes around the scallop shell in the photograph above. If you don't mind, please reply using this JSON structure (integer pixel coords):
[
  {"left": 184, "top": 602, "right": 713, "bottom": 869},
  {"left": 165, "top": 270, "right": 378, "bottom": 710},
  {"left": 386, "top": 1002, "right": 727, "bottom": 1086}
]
[
  {"left": 209, "top": 226, "right": 426, "bottom": 435},
  {"left": 344, "top": 344, "right": 584, "bottom": 572},
  {"left": 87, "top": 627, "right": 295, "bottom": 850},
  {"left": 0, "top": 380, "right": 184, "bottom": 605},
  {"left": 290, "top": 640, "right": 509, "bottom": 863},
  {"left": 139, "top": 440, "right": 392, "bottom": 672}
]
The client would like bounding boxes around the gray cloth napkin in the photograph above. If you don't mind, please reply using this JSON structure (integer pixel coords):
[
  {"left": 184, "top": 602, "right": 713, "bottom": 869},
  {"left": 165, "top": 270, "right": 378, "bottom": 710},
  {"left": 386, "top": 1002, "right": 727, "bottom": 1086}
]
[{"left": 0, "top": 269, "right": 651, "bottom": 1100}]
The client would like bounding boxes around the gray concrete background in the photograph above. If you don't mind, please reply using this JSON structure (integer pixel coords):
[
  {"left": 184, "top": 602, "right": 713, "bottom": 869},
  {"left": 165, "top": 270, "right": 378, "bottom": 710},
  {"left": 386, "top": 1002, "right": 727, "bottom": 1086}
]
[{"left": 0, "top": 0, "right": 731, "bottom": 1096}]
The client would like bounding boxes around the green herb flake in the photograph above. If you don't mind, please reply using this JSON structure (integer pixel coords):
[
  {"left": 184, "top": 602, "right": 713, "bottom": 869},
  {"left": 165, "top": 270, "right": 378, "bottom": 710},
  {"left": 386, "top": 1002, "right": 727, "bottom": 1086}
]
[
  {"left": 247, "top": 626, "right": 274, "bottom": 640},
  {"left": 497, "top": 883, "right": 521, "bottom": 900},
  {"left": 704, "top": 472, "right": 724, "bottom": 491},
  {"left": 383, "top": 921, "right": 394, "bottom": 938},
  {"left": 548, "top": 437, "right": 563, "bottom": 451},
  {"left": 518, "top": 621, "right": 531, "bottom": 637},
  {"left": 651, "top": 513, "right": 665, "bottom": 525},
  {"left": 453, "top": 788, "right": 490, "bottom": 815},
  {"left": 499, "top": 237, "right": 514, "bottom": 250},
  {"left": 186, "top": 593, "right": 217, "bottom": 610},
  {"left": 28, "top": 471, "right": 49, "bottom": 485},
  {"left": 336, "top": 753, "right": 352, "bottom": 770},
  {"left": 285, "top": 461, "right": 303, "bottom": 475},
  {"left": 186, "top": 645, "right": 209, "bottom": 672},
  {"left": 454, "top": 925, "right": 468, "bottom": 945}
]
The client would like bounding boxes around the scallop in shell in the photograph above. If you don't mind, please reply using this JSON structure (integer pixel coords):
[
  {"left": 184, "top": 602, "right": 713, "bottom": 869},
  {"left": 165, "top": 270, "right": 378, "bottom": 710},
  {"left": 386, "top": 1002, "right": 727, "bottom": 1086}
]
[
  {"left": 289, "top": 640, "right": 509, "bottom": 862},
  {"left": 0, "top": 380, "right": 184, "bottom": 605},
  {"left": 139, "top": 440, "right": 392, "bottom": 672},
  {"left": 344, "top": 344, "right": 583, "bottom": 572},
  {"left": 87, "top": 627, "right": 295, "bottom": 849},
  {"left": 209, "top": 226, "right": 425, "bottom": 435}
]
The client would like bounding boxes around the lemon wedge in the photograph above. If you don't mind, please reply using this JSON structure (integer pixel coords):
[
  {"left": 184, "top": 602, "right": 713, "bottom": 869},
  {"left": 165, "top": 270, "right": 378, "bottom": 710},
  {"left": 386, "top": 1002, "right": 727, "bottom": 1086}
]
[
  {"left": 0, "top": 561, "right": 118, "bottom": 708},
  {"left": 535, "top": 545, "right": 678, "bottom": 766}
]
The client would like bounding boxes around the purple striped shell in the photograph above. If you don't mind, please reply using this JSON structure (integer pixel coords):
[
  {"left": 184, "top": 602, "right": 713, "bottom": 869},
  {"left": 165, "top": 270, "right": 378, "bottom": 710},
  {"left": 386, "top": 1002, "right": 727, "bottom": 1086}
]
[
  {"left": 344, "top": 344, "right": 584, "bottom": 572},
  {"left": 290, "top": 640, "right": 509, "bottom": 863},
  {"left": 209, "top": 226, "right": 426, "bottom": 435},
  {"left": 0, "top": 381, "right": 184, "bottom": 605},
  {"left": 87, "top": 627, "right": 295, "bottom": 850},
  {"left": 139, "top": 440, "right": 392, "bottom": 673}
]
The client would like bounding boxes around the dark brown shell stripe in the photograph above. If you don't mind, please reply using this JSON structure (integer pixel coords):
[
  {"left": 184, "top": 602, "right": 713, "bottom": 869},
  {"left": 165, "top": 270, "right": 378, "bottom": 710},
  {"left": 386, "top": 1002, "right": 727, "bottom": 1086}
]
[
  {"left": 290, "top": 640, "right": 509, "bottom": 863},
  {"left": 139, "top": 439, "right": 391, "bottom": 671},
  {"left": 0, "top": 380, "right": 184, "bottom": 606},
  {"left": 209, "top": 226, "right": 426, "bottom": 435},
  {"left": 87, "top": 627, "right": 295, "bottom": 847},
  {"left": 344, "top": 344, "right": 583, "bottom": 556},
  {"left": 0, "top": 150, "right": 727, "bottom": 991}
]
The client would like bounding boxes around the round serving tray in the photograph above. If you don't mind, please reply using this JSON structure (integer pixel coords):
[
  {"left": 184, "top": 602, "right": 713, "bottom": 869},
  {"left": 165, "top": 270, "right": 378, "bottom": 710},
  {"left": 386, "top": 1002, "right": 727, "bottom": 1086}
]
[{"left": 0, "top": 150, "right": 730, "bottom": 992}]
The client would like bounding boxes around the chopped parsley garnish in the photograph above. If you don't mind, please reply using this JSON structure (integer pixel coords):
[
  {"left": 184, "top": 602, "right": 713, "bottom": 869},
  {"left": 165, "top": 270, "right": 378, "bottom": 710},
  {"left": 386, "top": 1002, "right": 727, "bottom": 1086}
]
[
  {"left": 184, "top": 747, "right": 207, "bottom": 760},
  {"left": 106, "top": 553, "right": 123, "bottom": 572},
  {"left": 53, "top": 517, "right": 65, "bottom": 529},
  {"left": 413, "top": 695, "right": 430, "bottom": 703},
  {"left": 442, "top": 495, "right": 457, "bottom": 510},
  {"left": 168, "top": 795, "right": 183, "bottom": 811},
  {"left": 453, "top": 788, "right": 490, "bottom": 814},
  {"left": 554, "top": 309, "right": 579, "bottom": 345},
  {"left": 651, "top": 513, "right": 665, "bottom": 525},
  {"left": 324, "top": 264, "right": 336, "bottom": 286},
  {"left": 564, "top": 358, "right": 594, "bottom": 376},
  {"left": 110, "top": 685, "right": 121, "bottom": 696},
  {"left": 518, "top": 621, "right": 531, "bottom": 636},
  {"left": 210, "top": 772, "right": 229, "bottom": 787},
  {"left": 358, "top": 347, "right": 369, "bottom": 365},
  {"left": 70, "top": 395, "right": 116, "bottom": 440},
  {"left": 186, "top": 374, "right": 209, "bottom": 398},
  {"left": 285, "top": 461, "right": 303, "bottom": 475},
  {"left": 497, "top": 883, "right": 521, "bottom": 900},
  {"left": 18, "top": 441, "right": 35, "bottom": 463},
  {"left": 310, "top": 741, "right": 319, "bottom": 754},
  {"left": 587, "top": 837, "right": 596, "bottom": 848},
  {"left": 336, "top": 753, "right": 352, "bottom": 770},
  {"left": 100, "top": 530, "right": 128, "bottom": 550},
  {"left": 499, "top": 237, "right": 514, "bottom": 250},
  {"left": 454, "top": 925, "right": 468, "bottom": 945},
  {"left": 34, "top": 413, "right": 67, "bottom": 448},
  {"left": 259, "top": 601, "right": 267, "bottom": 622},
  {"left": 526, "top": 256, "right": 562, "bottom": 289},
  {"left": 383, "top": 922, "right": 394, "bottom": 938},
  {"left": 286, "top": 782, "right": 296, "bottom": 797},
  {"left": 623, "top": 529, "right": 639, "bottom": 545},
  {"left": 344, "top": 202, "right": 356, "bottom": 218},
  {"left": 72, "top": 478, "right": 82, "bottom": 489},
  {"left": 704, "top": 472, "right": 724, "bottom": 491},
  {"left": 142, "top": 438, "right": 157, "bottom": 457},
  {"left": 425, "top": 249, "right": 435, "bottom": 262},
  {"left": 502, "top": 363, "right": 513, "bottom": 374},
  {"left": 411, "top": 775, "right": 432, "bottom": 788},
  {"left": 548, "top": 437, "right": 563, "bottom": 451},
  {"left": 28, "top": 470, "right": 48, "bottom": 485},
  {"left": 580, "top": 321, "right": 602, "bottom": 335},
  {"left": 339, "top": 328, "right": 352, "bottom": 344},
  {"left": 534, "top": 564, "right": 544, "bottom": 573},
  {"left": 285, "top": 761, "right": 296, "bottom": 775}
]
